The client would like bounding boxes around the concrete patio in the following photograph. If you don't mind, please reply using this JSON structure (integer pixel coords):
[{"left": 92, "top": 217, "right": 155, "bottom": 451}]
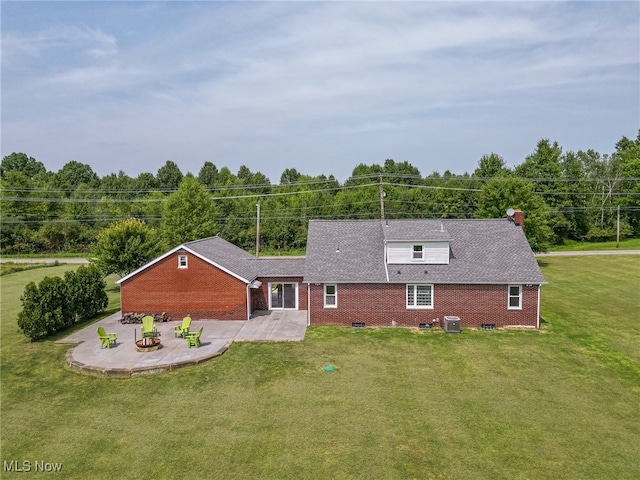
[{"left": 59, "top": 310, "right": 307, "bottom": 377}]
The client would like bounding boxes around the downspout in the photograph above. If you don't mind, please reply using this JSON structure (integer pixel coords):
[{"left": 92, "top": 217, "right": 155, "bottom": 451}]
[
  {"left": 118, "top": 280, "right": 123, "bottom": 316},
  {"left": 383, "top": 241, "right": 390, "bottom": 282},
  {"left": 536, "top": 284, "right": 541, "bottom": 329},
  {"left": 307, "top": 282, "right": 311, "bottom": 326},
  {"left": 246, "top": 284, "right": 251, "bottom": 320}
]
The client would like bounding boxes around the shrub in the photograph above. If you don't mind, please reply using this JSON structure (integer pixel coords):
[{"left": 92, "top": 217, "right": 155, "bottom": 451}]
[
  {"left": 17, "top": 266, "right": 109, "bottom": 341},
  {"left": 17, "top": 277, "right": 73, "bottom": 341},
  {"left": 64, "top": 265, "right": 108, "bottom": 321}
]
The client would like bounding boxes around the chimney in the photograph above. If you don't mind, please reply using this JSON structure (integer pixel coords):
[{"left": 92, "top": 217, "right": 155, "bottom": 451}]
[{"left": 512, "top": 209, "right": 524, "bottom": 228}]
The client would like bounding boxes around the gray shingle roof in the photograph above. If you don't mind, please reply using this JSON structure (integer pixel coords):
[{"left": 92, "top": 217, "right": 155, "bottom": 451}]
[
  {"left": 304, "top": 220, "right": 388, "bottom": 282},
  {"left": 129, "top": 219, "right": 544, "bottom": 286},
  {"left": 185, "top": 236, "right": 257, "bottom": 282},
  {"left": 383, "top": 219, "right": 453, "bottom": 241},
  {"left": 185, "top": 237, "right": 305, "bottom": 281},
  {"left": 251, "top": 257, "right": 306, "bottom": 277},
  {"left": 304, "top": 219, "right": 545, "bottom": 284}
]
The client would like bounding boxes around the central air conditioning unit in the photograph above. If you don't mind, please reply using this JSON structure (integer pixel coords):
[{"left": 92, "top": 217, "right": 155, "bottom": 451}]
[{"left": 443, "top": 316, "right": 461, "bottom": 333}]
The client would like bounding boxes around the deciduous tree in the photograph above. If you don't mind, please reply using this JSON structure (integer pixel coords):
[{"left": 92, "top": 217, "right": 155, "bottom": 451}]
[
  {"left": 91, "top": 218, "right": 161, "bottom": 277},
  {"left": 1, "top": 152, "right": 46, "bottom": 179},
  {"left": 156, "top": 161, "right": 183, "bottom": 190},
  {"left": 160, "top": 176, "right": 220, "bottom": 248},
  {"left": 475, "top": 176, "right": 552, "bottom": 252}
]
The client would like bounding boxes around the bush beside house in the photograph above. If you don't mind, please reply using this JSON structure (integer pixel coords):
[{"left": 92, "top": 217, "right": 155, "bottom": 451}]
[{"left": 17, "top": 265, "right": 108, "bottom": 341}]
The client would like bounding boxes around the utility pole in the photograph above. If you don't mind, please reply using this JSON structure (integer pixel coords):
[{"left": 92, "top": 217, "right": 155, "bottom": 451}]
[
  {"left": 255, "top": 202, "right": 261, "bottom": 258},
  {"left": 379, "top": 174, "right": 385, "bottom": 220},
  {"left": 616, "top": 204, "right": 620, "bottom": 249}
]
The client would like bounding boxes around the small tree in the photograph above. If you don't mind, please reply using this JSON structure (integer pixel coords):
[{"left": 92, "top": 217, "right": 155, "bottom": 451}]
[
  {"left": 65, "top": 265, "right": 109, "bottom": 320},
  {"left": 17, "top": 277, "right": 73, "bottom": 341},
  {"left": 91, "top": 218, "right": 161, "bottom": 277}
]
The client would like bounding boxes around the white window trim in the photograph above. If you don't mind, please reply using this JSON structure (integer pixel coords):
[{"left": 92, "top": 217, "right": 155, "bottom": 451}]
[
  {"left": 268, "top": 282, "right": 299, "bottom": 310},
  {"left": 508, "top": 284, "right": 522, "bottom": 310},
  {"left": 178, "top": 255, "right": 188, "bottom": 269},
  {"left": 324, "top": 284, "right": 338, "bottom": 309},
  {"left": 412, "top": 244, "right": 424, "bottom": 262},
  {"left": 406, "top": 284, "right": 434, "bottom": 309}
]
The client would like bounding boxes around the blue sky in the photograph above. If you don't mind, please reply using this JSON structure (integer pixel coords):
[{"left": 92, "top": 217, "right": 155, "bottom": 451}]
[{"left": 2, "top": 1, "right": 638, "bottom": 182}]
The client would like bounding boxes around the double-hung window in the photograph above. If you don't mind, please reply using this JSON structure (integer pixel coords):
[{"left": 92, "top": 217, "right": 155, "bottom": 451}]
[
  {"left": 412, "top": 245, "right": 424, "bottom": 261},
  {"left": 324, "top": 284, "right": 337, "bottom": 308},
  {"left": 508, "top": 285, "right": 522, "bottom": 309},
  {"left": 178, "top": 255, "right": 188, "bottom": 269},
  {"left": 406, "top": 284, "right": 433, "bottom": 309}
]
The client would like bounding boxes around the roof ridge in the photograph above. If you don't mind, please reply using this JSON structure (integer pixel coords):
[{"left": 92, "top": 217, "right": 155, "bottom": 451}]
[{"left": 183, "top": 235, "right": 220, "bottom": 245}]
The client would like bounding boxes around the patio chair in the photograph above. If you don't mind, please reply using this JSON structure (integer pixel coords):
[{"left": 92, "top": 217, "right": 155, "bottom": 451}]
[
  {"left": 97, "top": 326, "right": 117, "bottom": 349},
  {"left": 141, "top": 315, "right": 157, "bottom": 338},
  {"left": 185, "top": 327, "right": 203, "bottom": 348},
  {"left": 173, "top": 316, "right": 192, "bottom": 338}
]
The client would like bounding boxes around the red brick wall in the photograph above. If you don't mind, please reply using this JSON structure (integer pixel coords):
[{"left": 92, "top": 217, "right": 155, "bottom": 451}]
[
  {"left": 252, "top": 277, "right": 307, "bottom": 311},
  {"left": 120, "top": 251, "right": 249, "bottom": 320},
  {"left": 308, "top": 283, "right": 539, "bottom": 328}
]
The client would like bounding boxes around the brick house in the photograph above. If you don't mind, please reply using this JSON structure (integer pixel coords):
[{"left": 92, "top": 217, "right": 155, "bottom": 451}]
[
  {"left": 117, "top": 236, "right": 306, "bottom": 321},
  {"left": 117, "top": 212, "right": 545, "bottom": 329}
]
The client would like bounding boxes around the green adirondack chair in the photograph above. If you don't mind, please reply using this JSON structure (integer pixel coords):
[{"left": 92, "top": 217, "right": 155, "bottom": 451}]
[
  {"left": 185, "top": 327, "right": 203, "bottom": 348},
  {"left": 173, "top": 316, "right": 192, "bottom": 338},
  {"left": 141, "top": 315, "right": 157, "bottom": 338},
  {"left": 97, "top": 326, "right": 117, "bottom": 348}
]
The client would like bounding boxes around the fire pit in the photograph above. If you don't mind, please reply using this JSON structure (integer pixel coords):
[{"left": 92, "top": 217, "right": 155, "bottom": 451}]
[{"left": 135, "top": 338, "right": 162, "bottom": 352}]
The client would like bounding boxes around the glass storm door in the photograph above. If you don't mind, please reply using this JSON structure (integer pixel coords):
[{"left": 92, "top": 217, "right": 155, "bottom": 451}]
[{"left": 270, "top": 283, "right": 297, "bottom": 310}]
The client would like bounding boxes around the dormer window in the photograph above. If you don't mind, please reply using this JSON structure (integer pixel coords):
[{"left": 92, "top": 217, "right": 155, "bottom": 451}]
[
  {"left": 387, "top": 241, "right": 450, "bottom": 265},
  {"left": 178, "top": 255, "right": 188, "bottom": 269}
]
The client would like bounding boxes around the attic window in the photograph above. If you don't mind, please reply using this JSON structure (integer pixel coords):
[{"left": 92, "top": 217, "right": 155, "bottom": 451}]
[
  {"left": 178, "top": 255, "right": 188, "bottom": 269},
  {"left": 412, "top": 245, "right": 424, "bottom": 261}
]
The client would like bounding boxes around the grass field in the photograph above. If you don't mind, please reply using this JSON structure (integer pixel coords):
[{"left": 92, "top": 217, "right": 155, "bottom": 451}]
[
  {"left": 1, "top": 257, "right": 639, "bottom": 479},
  {"left": 548, "top": 237, "right": 640, "bottom": 251}
]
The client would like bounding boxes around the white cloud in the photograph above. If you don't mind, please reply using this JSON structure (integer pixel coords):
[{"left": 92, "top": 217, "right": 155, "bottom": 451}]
[{"left": 3, "top": 24, "right": 117, "bottom": 63}]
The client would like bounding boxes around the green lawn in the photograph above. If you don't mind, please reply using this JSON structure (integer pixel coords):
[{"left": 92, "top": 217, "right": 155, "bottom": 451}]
[
  {"left": 548, "top": 237, "right": 640, "bottom": 251},
  {"left": 1, "top": 257, "right": 639, "bottom": 479}
]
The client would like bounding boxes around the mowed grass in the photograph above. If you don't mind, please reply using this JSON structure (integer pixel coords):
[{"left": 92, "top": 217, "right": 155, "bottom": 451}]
[
  {"left": 548, "top": 237, "right": 640, "bottom": 251},
  {"left": 1, "top": 258, "right": 639, "bottom": 479}
]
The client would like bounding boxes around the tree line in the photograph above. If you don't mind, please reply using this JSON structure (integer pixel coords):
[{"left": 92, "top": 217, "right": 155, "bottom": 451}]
[{"left": 2, "top": 132, "right": 639, "bottom": 257}]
